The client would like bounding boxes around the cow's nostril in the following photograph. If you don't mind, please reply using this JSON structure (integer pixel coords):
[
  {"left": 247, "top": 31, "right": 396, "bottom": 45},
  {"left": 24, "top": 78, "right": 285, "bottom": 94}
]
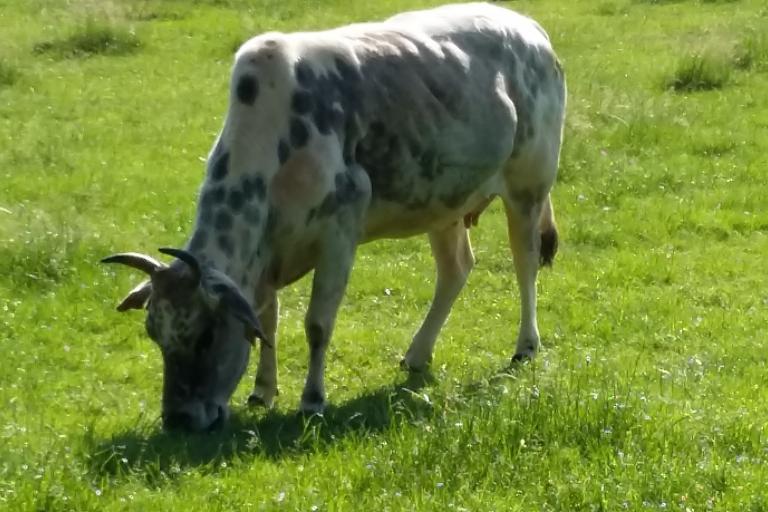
[{"left": 163, "top": 411, "right": 195, "bottom": 431}]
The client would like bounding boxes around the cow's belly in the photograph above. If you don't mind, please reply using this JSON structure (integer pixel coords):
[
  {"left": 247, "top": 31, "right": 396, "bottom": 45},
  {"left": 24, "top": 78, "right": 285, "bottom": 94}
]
[
  {"left": 362, "top": 171, "right": 504, "bottom": 240},
  {"left": 264, "top": 167, "right": 502, "bottom": 288}
]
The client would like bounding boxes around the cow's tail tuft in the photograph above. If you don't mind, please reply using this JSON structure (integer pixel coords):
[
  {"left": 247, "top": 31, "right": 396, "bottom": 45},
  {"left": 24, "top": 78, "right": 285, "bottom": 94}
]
[{"left": 539, "top": 193, "right": 558, "bottom": 267}]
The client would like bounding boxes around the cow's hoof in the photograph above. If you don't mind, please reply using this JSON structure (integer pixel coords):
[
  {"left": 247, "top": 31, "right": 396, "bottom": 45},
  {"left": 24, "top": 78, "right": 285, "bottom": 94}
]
[
  {"left": 510, "top": 353, "right": 534, "bottom": 365},
  {"left": 299, "top": 402, "right": 326, "bottom": 417},
  {"left": 299, "top": 390, "right": 326, "bottom": 416},
  {"left": 399, "top": 358, "right": 428, "bottom": 373},
  {"left": 247, "top": 388, "right": 277, "bottom": 408},
  {"left": 400, "top": 353, "right": 431, "bottom": 373}
]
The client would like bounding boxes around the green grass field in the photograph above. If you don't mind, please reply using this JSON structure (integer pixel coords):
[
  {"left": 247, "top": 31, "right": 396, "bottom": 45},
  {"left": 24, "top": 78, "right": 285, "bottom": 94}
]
[{"left": 1, "top": 0, "right": 767, "bottom": 509}]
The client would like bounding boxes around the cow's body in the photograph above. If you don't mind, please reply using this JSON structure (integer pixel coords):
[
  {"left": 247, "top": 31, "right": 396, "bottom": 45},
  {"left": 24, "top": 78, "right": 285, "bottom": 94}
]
[{"left": 105, "top": 3, "right": 566, "bottom": 429}]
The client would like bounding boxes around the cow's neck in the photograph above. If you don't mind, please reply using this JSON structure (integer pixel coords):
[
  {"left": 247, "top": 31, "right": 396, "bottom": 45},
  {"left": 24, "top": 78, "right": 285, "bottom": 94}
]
[
  {"left": 185, "top": 157, "right": 274, "bottom": 296},
  {"left": 186, "top": 95, "right": 290, "bottom": 296}
]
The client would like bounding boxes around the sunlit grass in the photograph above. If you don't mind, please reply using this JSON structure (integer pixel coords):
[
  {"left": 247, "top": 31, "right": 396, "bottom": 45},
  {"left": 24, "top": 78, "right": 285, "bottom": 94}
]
[
  {"left": 33, "top": 19, "right": 141, "bottom": 58},
  {"left": 1, "top": 0, "right": 767, "bottom": 510},
  {"left": 0, "top": 60, "right": 20, "bottom": 87},
  {"left": 667, "top": 51, "right": 731, "bottom": 91}
]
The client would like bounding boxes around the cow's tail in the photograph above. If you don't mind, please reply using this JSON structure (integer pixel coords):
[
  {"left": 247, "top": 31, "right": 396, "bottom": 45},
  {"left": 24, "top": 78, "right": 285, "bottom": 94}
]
[{"left": 539, "top": 193, "right": 558, "bottom": 267}]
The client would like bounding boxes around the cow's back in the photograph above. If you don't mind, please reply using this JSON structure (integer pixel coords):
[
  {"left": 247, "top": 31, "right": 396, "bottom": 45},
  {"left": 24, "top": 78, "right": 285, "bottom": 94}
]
[{"left": 226, "top": 2, "right": 565, "bottom": 243}]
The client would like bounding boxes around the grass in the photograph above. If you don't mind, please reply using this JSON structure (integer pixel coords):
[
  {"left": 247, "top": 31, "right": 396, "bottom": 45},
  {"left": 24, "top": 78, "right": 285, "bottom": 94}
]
[
  {"left": 0, "top": 61, "right": 20, "bottom": 87},
  {"left": 33, "top": 19, "right": 141, "bottom": 58},
  {"left": 666, "top": 51, "right": 732, "bottom": 91},
  {"left": 594, "top": 2, "right": 630, "bottom": 16},
  {"left": 1, "top": 0, "right": 768, "bottom": 510},
  {"left": 734, "top": 31, "right": 768, "bottom": 71}
]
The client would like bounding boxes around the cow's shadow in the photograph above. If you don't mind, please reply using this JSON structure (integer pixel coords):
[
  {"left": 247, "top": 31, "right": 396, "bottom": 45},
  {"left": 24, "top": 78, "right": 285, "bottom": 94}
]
[{"left": 87, "top": 370, "right": 444, "bottom": 483}]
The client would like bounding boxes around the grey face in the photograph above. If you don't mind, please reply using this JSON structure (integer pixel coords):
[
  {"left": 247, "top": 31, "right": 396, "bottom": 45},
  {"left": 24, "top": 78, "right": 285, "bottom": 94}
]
[
  {"left": 147, "top": 294, "right": 252, "bottom": 432},
  {"left": 102, "top": 249, "right": 264, "bottom": 432}
]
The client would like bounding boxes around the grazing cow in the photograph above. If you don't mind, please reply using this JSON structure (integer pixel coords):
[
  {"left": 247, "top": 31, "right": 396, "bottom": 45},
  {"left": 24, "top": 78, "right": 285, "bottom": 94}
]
[{"left": 103, "top": 2, "right": 566, "bottom": 432}]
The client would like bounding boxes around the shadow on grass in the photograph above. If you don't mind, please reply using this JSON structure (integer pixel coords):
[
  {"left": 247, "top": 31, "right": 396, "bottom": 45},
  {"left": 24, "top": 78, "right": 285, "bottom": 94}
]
[{"left": 85, "top": 370, "right": 440, "bottom": 483}]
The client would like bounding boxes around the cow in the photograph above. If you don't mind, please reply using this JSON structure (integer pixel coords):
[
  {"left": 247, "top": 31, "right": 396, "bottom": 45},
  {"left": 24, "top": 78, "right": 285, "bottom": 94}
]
[{"left": 102, "top": 2, "right": 566, "bottom": 432}]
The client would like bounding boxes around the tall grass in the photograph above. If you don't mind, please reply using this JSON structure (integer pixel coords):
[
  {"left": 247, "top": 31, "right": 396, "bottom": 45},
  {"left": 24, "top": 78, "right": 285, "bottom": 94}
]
[
  {"left": 734, "top": 31, "right": 768, "bottom": 70},
  {"left": 33, "top": 19, "right": 141, "bottom": 58},
  {"left": 666, "top": 51, "right": 731, "bottom": 91},
  {"left": 0, "top": 60, "right": 20, "bottom": 87}
]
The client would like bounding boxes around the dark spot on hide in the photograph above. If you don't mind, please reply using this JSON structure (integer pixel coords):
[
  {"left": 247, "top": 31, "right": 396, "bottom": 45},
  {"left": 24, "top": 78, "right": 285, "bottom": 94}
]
[
  {"left": 215, "top": 210, "right": 233, "bottom": 231},
  {"left": 254, "top": 176, "right": 266, "bottom": 200},
  {"left": 210, "top": 151, "right": 230, "bottom": 181},
  {"left": 291, "top": 90, "right": 314, "bottom": 114},
  {"left": 236, "top": 74, "right": 259, "bottom": 105},
  {"left": 304, "top": 61, "right": 359, "bottom": 138},
  {"left": 228, "top": 189, "right": 244, "bottom": 211},
  {"left": 314, "top": 171, "right": 362, "bottom": 218},
  {"left": 217, "top": 234, "right": 234, "bottom": 257},
  {"left": 277, "top": 139, "right": 290, "bottom": 164},
  {"left": 199, "top": 186, "right": 225, "bottom": 224},
  {"left": 242, "top": 175, "right": 266, "bottom": 202},
  {"left": 312, "top": 98, "right": 333, "bottom": 135},
  {"left": 357, "top": 121, "right": 435, "bottom": 209},
  {"left": 290, "top": 117, "right": 309, "bottom": 148},
  {"left": 242, "top": 177, "right": 256, "bottom": 201},
  {"left": 295, "top": 61, "right": 316, "bottom": 88},
  {"left": 334, "top": 57, "right": 361, "bottom": 85}
]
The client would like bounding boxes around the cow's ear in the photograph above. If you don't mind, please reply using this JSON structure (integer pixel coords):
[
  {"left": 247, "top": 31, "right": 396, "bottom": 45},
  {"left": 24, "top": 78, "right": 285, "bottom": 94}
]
[
  {"left": 218, "top": 286, "right": 266, "bottom": 344},
  {"left": 206, "top": 280, "right": 267, "bottom": 343},
  {"left": 115, "top": 280, "right": 152, "bottom": 311}
]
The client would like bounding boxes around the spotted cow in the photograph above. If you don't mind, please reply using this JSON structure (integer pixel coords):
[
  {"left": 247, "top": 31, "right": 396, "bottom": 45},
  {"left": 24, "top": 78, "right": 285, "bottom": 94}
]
[{"left": 103, "top": 2, "right": 566, "bottom": 431}]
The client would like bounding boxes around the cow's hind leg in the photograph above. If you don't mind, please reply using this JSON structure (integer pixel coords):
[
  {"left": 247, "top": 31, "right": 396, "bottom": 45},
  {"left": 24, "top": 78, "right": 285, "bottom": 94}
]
[
  {"left": 402, "top": 221, "right": 475, "bottom": 370},
  {"left": 503, "top": 191, "right": 555, "bottom": 362},
  {"left": 248, "top": 286, "right": 279, "bottom": 408}
]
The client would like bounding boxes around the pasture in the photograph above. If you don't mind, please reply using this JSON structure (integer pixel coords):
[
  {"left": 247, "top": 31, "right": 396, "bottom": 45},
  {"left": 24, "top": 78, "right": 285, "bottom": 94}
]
[{"left": 1, "top": 0, "right": 767, "bottom": 509}]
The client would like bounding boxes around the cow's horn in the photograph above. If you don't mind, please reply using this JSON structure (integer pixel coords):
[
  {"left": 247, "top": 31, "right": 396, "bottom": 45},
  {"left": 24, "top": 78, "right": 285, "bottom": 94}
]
[
  {"left": 101, "top": 252, "right": 165, "bottom": 275},
  {"left": 158, "top": 247, "right": 201, "bottom": 285}
]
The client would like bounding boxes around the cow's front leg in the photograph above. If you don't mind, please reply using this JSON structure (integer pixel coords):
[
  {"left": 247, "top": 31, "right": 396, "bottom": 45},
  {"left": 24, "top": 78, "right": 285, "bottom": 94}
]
[
  {"left": 301, "top": 227, "right": 359, "bottom": 414},
  {"left": 301, "top": 165, "right": 370, "bottom": 413},
  {"left": 248, "top": 286, "right": 279, "bottom": 408}
]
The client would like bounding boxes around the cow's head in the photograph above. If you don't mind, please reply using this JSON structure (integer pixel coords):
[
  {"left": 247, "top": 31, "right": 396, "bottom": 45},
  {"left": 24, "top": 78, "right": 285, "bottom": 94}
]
[{"left": 102, "top": 248, "right": 265, "bottom": 432}]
